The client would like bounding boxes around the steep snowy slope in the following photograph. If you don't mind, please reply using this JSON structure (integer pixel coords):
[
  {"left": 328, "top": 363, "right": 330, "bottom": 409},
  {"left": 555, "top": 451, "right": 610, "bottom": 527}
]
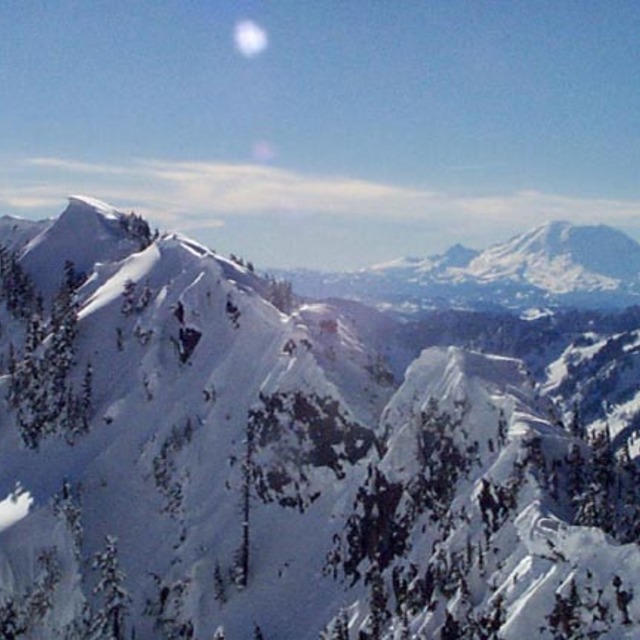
[
  {"left": 324, "top": 347, "right": 640, "bottom": 638},
  {"left": 542, "top": 321, "right": 640, "bottom": 459},
  {"left": 0, "top": 197, "right": 399, "bottom": 638}
]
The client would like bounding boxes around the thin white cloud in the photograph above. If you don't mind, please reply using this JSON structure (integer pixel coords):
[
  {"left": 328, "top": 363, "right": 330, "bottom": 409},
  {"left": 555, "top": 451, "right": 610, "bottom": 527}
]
[
  {"left": 234, "top": 20, "right": 268, "bottom": 58},
  {"left": 25, "top": 157, "right": 133, "bottom": 176},
  {"left": 2, "top": 156, "right": 640, "bottom": 245}
]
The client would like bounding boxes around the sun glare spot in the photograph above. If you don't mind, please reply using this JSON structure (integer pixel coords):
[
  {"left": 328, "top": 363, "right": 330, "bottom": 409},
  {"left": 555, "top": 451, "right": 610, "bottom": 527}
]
[
  {"left": 252, "top": 140, "right": 276, "bottom": 163},
  {"left": 234, "top": 20, "right": 269, "bottom": 58}
]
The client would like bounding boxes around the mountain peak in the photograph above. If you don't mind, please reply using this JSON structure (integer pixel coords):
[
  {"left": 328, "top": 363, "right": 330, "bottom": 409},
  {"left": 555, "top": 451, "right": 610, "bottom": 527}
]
[
  {"left": 436, "top": 242, "right": 479, "bottom": 269},
  {"left": 66, "top": 194, "right": 122, "bottom": 221},
  {"left": 468, "top": 220, "right": 640, "bottom": 290},
  {"left": 20, "top": 196, "right": 152, "bottom": 296}
]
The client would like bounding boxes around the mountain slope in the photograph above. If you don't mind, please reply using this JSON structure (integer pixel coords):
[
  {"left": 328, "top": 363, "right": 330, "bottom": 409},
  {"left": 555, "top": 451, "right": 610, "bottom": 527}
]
[
  {"left": 0, "top": 197, "right": 400, "bottom": 638},
  {"left": 0, "top": 199, "right": 639, "bottom": 638}
]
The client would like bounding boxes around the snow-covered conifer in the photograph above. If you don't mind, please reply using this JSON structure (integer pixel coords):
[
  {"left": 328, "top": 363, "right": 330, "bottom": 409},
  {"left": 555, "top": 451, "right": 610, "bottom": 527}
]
[{"left": 90, "top": 535, "right": 130, "bottom": 640}]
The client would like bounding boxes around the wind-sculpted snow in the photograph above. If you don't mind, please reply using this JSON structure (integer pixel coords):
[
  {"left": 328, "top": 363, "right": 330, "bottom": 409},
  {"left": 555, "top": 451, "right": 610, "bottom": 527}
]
[{"left": 0, "top": 198, "right": 640, "bottom": 638}]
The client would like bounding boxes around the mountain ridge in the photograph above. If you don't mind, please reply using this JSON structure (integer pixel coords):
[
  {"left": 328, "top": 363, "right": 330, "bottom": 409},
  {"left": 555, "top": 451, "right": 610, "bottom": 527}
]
[{"left": 0, "top": 198, "right": 639, "bottom": 637}]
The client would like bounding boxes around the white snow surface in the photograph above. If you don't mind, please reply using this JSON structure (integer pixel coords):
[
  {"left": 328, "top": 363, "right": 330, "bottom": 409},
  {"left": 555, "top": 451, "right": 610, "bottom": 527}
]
[
  {"left": 0, "top": 486, "right": 32, "bottom": 532},
  {"left": 0, "top": 198, "right": 639, "bottom": 638}
]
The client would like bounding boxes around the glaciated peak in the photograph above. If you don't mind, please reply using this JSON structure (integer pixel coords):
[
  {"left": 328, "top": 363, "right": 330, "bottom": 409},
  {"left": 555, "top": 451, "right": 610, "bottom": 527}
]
[
  {"left": 466, "top": 220, "right": 640, "bottom": 292},
  {"left": 488, "top": 219, "right": 640, "bottom": 268}
]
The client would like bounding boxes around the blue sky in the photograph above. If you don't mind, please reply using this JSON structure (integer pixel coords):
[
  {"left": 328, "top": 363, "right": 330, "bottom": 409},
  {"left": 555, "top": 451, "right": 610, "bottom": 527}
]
[{"left": 2, "top": 1, "right": 640, "bottom": 270}]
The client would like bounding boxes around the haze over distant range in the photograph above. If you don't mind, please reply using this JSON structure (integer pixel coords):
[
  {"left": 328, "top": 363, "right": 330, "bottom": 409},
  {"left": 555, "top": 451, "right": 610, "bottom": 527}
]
[{"left": 2, "top": 2, "right": 640, "bottom": 270}]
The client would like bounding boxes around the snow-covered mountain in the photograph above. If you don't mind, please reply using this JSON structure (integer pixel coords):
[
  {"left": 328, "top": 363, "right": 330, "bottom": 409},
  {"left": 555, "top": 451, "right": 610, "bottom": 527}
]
[
  {"left": 1, "top": 198, "right": 640, "bottom": 638},
  {"left": 282, "top": 221, "right": 640, "bottom": 312}
]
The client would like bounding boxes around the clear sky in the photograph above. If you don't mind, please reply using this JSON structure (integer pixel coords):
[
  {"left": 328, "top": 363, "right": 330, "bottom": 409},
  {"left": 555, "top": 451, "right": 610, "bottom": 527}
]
[{"left": 2, "top": 1, "right": 640, "bottom": 270}]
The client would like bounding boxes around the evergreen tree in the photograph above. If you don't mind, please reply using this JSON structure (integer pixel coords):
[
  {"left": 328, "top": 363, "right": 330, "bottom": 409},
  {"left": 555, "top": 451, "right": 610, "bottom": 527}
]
[
  {"left": 481, "top": 594, "right": 505, "bottom": 638},
  {"left": 613, "top": 575, "right": 633, "bottom": 625},
  {"left": 50, "top": 267, "right": 79, "bottom": 397},
  {"left": 266, "top": 277, "right": 293, "bottom": 314},
  {"left": 367, "top": 565, "right": 389, "bottom": 640},
  {"left": 331, "top": 608, "right": 350, "bottom": 640},
  {"left": 0, "top": 247, "right": 36, "bottom": 319},
  {"left": 53, "top": 478, "right": 83, "bottom": 558},
  {"left": 213, "top": 561, "right": 227, "bottom": 604},
  {"left": 80, "top": 361, "right": 93, "bottom": 432},
  {"left": 90, "top": 535, "right": 130, "bottom": 640},
  {"left": 570, "top": 402, "right": 583, "bottom": 439},
  {"left": 548, "top": 582, "right": 581, "bottom": 639},
  {"left": 566, "top": 443, "right": 586, "bottom": 501},
  {"left": 0, "top": 598, "right": 26, "bottom": 640},
  {"left": 440, "top": 611, "right": 461, "bottom": 640},
  {"left": 121, "top": 280, "right": 137, "bottom": 316},
  {"left": 235, "top": 418, "right": 256, "bottom": 589},
  {"left": 398, "top": 606, "right": 410, "bottom": 640},
  {"left": 497, "top": 408, "right": 508, "bottom": 448},
  {"left": 27, "top": 548, "right": 61, "bottom": 621}
]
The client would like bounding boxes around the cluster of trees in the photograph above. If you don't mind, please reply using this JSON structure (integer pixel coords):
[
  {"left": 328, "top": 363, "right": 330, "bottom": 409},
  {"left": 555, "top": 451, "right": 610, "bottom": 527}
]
[
  {"left": 228, "top": 253, "right": 254, "bottom": 273},
  {"left": 230, "top": 391, "right": 376, "bottom": 596},
  {"left": 0, "top": 548, "right": 61, "bottom": 639},
  {"left": 117, "top": 210, "right": 156, "bottom": 250},
  {"left": 0, "top": 246, "right": 39, "bottom": 320},
  {"left": 5, "top": 260, "right": 92, "bottom": 448},
  {"left": 225, "top": 254, "right": 294, "bottom": 315},
  {"left": 557, "top": 332, "right": 640, "bottom": 424},
  {"left": 145, "top": 575, "right": 195, "bottom": 639},
  {"left": 346, "top": 399, "right": 640, "bottom": 639},
  {"left": 524, "top": 411, "right": 640, "bottom": 545},
  {"left": 324, "top": 398, "right": 521, "bottom": 639},
  {"left": 152, "top": 420, "right": 194, "bottom": 517},
  {"left": 544, "top": 572, "right": 634, "bottom": 638},
  {"left": 0, "top": 533, "right": 130, "bottom": 640},
  {"left": 328, "top": 399, "right": 480, "bottom": 588},
  {"left": 264, "top": 277, "right": 293, "bottom": 314},
  {"left": 244, "top": 391, "right": 375, "bottom": 513},
  {"left": 121, "top": 279, "right": 152, "bottom": 317},
  {"left": 410, "top": 398, "right": 472, "bottom": 522}
]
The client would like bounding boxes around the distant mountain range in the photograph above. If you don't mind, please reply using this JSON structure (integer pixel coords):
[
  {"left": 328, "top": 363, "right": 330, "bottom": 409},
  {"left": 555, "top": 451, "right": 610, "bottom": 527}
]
[{"left": 280, "top": 221, "right": 640, "bottom": 312}]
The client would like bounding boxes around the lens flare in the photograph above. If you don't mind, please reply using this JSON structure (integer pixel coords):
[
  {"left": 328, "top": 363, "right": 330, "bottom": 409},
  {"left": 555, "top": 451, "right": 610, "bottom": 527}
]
[
  {"left": 252, "top": 141, "right": 276, "bottom": 163},
  {"left": 234, "top": 20, "right": 268, "bottom": 58}
]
